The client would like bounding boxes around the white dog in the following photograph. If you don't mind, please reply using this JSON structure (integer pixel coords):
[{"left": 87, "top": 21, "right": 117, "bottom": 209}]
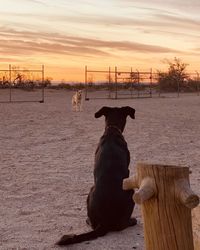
[{"left": 72, "top": 90, "right": 82, "bottom": 111}]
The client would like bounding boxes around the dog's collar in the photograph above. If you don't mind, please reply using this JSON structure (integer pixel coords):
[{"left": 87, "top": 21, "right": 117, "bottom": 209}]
[{"left": 106, "top": 125, "right": 122, "bottom": 134}]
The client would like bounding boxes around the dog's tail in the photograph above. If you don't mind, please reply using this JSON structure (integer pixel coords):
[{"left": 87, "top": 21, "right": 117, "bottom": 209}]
[{"left": 56, "top": 226, "right": 107, "bottom": 246}]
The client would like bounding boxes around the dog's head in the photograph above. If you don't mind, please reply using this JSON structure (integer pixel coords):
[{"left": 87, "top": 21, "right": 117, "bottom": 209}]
[
  {"left": 76, "top": 90, "right": 82, "bottom": 99},
  {"left": 95, "top": 106, "right": 135, "bottom": 132}
]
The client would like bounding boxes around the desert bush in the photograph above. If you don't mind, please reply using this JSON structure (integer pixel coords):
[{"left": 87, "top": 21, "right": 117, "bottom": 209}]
[{"left": 157, "top": 57, "right": 189, "bottom": 92}]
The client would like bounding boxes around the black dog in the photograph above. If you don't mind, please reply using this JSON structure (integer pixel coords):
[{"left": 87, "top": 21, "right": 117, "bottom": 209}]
[{"left": 57, "top": 106, "right": 136, "bottom": 246}]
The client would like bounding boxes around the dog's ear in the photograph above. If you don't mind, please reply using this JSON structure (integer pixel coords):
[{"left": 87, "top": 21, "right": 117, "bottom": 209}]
[
  {"left": 122, "top": 106, "right": 135, "bottom": 119},
  {"left": 95, "top": 107, "right": 111, "bottom": 118}
]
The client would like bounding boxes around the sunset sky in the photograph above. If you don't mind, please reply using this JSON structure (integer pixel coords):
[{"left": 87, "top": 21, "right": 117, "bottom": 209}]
[{"left": 0, "top": 0, "right": 200, "bottom": 82}]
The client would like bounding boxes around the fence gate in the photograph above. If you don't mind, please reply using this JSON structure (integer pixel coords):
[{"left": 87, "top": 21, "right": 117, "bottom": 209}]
[
  {"left": 85, "top": 66, "right": 154, "bottom": 100},
  {"left": 0, "top": 65, "right": 45, "bottom": 103}
]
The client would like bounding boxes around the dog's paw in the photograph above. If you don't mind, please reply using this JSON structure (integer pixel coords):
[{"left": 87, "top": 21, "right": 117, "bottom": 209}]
[
  {"left": 86, "top": 217, "right": 92, "bottom": 226},
  {"left": 129, "top": 217, "right": 137, "bottom": 226},
  {"left": 56, "top": 234, "right": 76, "bottom": 245}
]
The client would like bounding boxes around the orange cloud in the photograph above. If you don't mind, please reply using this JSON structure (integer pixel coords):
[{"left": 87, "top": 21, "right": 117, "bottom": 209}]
[{"left": 0, "top": 27, "right": 181, "bottom": 59}]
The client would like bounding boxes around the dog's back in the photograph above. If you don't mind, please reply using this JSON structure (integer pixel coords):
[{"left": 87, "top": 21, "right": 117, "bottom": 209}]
[
  {"left": 94, "top": 127, "right": 130, "bottom": 197},
  {"left": 88, "top": 119, "right": 134, "bottom": 231}
]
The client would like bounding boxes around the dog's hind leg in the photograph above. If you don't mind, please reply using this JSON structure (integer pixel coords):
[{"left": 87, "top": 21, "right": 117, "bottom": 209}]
[{"left": 114, "top": 217, "right": 137, "bottom": 231}]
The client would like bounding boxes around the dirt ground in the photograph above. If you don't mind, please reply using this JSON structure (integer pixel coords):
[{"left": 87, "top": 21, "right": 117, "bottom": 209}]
[{"left": 0, "top": 89, "right": 199, "bottom": 250}]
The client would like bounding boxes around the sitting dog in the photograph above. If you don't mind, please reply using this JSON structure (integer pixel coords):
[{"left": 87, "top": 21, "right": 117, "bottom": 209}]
[
  {"left": 72, "top": 90, "right": 82, "bottom": 111},
  {"left": 57, "top": 106, "right": 136, "bottom": 246}
]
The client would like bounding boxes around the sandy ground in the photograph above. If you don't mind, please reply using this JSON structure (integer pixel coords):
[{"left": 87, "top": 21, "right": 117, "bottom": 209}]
[{"left": 0, "top": 89, "right": 199, "bottom": 250}]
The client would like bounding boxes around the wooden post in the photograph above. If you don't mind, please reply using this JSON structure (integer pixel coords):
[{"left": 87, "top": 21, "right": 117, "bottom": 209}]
[
  {"left": 9, "top": 64, "right": 12, "bottom": 102},
  {"left": 192, "top": 205, "right": 200, "bottom": 249},
  {"left": 41, "top": 64, "right": 45, "bottom": 103},
  {"left": 115, "top": 66, "right": 118, "bottom": 99},
  {"left": 108, "top": 66, "right": 111, "bottom": 98},
  {"left": 123, "top": 163, "right": 199, "bottom": 250},
  {"left": 150, "top": 68, "right": 152, "bottom": 98}
]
